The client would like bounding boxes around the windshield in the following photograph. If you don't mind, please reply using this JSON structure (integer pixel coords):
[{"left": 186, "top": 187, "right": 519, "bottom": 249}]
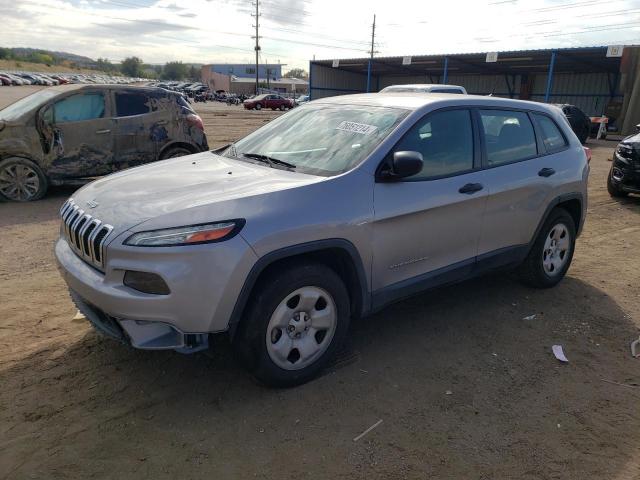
[
  {"left": 223, "top": 103, "right": 408, "bottom": 176},
  {"left": 0, "top": 89, "right": 59, "bottom": 121}
]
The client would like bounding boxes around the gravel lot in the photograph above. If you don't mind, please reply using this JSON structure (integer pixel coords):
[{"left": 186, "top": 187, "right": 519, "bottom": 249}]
[{"left": 1, "top": 87, "right": 639, "bottom": 480}]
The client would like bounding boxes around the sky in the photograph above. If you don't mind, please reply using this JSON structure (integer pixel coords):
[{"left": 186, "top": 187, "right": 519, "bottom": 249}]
[{"left": 2, "top": 0, "right": 640, "bottom": 71}]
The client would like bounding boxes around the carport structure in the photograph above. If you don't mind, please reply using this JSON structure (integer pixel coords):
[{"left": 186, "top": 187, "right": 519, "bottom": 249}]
[{"left": 309, "top": 46, "right": 640, "bottom": 134}]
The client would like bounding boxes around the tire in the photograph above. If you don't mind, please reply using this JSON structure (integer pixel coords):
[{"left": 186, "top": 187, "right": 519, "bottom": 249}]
[
  {"left": 607, "top": 168, "right": 628, "bottom": 197},
  {"left": 255, "top": 103, "right": 262, "bottom": 111},
  {"left": 518, "top": 208, "right": 576, "bottom": 288},
  {"left": 0, "top": 157, "right": 48, "bottom": 202},
  {"left": 279, "top": 104, "right": 286, "bottom": 111},
  {"left": 160, "top": 146, "right": 192, "bottom": 160},
  {"left": 233, "top": 263, "right": 351, "bottom": 387}
]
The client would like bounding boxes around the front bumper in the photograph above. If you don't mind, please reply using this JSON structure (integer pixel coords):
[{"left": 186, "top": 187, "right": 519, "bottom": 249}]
[
  {"left": 55, "top": 232, "right": 258, "bottom": 340},
  {"left": 611, "top": 152, "right": 640, "bottom": 193},
  {"left": 69, "top": 289, "right": 209, "bottom": 352}
]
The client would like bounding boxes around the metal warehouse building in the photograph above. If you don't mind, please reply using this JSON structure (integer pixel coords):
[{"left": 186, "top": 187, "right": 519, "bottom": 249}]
[{"left": 309, "top": 46, "right": 640, "bottom": 135}]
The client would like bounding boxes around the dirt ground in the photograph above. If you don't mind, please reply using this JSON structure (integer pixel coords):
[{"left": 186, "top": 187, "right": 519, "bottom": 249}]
[{"left": 1, "top": 87, "right": 639, "bottom": 480}]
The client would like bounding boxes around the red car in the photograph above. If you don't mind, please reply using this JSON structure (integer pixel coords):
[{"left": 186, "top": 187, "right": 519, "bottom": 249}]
[{"left": 243, "top": 94, "right": 294, "bottom": 111}]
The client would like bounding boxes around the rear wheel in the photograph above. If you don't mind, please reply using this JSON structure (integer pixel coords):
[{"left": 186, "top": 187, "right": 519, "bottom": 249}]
[
  {"left": 160, "top": 146, "right": 192, "bottom": 160},
  {"left": 518, "top": 208, "right": 576, "bottom": 288},
  {"left": 0, "top": 157, "right": 48, "bottom": 202},
  {"left": 234, "top": 263, "right": 351, "bottom": 387},
  {"left": 607, "top": 167, "right": 628, "bottom": 197}
]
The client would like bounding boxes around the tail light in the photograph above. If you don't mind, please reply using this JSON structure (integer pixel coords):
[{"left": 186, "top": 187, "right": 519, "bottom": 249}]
[
  {"left": 583, "top": 146, "right": 591, "bottom": 164},
  {"left": 186, "top": 113, "right": 204, "bottom": 131}
]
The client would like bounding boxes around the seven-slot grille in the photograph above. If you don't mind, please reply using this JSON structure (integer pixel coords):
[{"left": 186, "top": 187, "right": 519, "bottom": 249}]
[{"left": 60, "top": 199, "right": 113, "bottom": 270}]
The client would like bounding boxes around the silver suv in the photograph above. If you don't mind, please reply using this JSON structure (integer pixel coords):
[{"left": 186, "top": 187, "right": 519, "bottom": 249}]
[{"left": 55, "top": 93, "right": 589, "bottom": 387}]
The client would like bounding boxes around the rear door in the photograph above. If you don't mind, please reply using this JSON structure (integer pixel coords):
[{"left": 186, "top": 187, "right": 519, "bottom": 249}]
[
  {"left": 372, "top": 108, "right": 489, "bottom": 297},
  {"left": 475, "top": 109, "right": 570, "bottom": 259},
  {"left": 113, "top": 90, "right": 169, "bottom": 169},
  {"left": 47, "top": 90, "right": 115, "bottom": 178}
]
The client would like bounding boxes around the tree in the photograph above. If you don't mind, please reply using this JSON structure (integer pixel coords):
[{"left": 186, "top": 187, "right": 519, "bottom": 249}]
[
  {"left": 0, "top": 47, "right": 12, "bottom": 60},
  {"left": 283, "top": 68, "right": 308, "bottom": 79},
  {"left": 121, "top": 56, "right": 143, "bottom": 77},
  {"left": 96, "top": 57, "right": 116, "bottom": 73},
  {"left": 161, "top": 61, "right": 188, "bottom": 80},
  {"left": 188, "top": 64, "right": 199, "bottom": 81}
]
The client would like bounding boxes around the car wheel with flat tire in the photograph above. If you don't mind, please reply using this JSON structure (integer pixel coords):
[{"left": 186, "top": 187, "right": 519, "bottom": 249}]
[
  {"left": 233, "top": 263, "right": 351, "bottom": 387},
  {"left": 518, "top": 208, "right": 576, "bottom": 288}
]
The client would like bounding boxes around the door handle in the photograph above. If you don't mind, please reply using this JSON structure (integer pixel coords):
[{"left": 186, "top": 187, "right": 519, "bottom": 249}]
[
  {"left": 156, "top": 120, "right": 168, "bottom": 125},
  {"left": 95, "top": 129, "right": 111, "bottom": 134},
  {"left": 458, "top": 183, "right": 484, "bottom": 194},
  {"left": 538, "top": 168, "right": 556, "bottom": 177}
]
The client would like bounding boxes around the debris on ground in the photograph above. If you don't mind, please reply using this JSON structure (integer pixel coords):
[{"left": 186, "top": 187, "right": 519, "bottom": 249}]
[
  {"left": 523, "top": 314, "right": 536, "bottom": 321},
  {"left": 552, "top": 345, "right": 569, "bottom": 363},
  {"left": 353, "top": 419, "right": 383, "bottom": 442}
]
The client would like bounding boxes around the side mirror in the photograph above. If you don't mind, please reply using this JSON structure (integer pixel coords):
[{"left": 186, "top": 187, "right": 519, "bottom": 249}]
[
  {"left": 636, "top": 124, "right": 640, "bottom": 133},
  {"left": 378, "top": 151, "right": 423, "bottom": 181}
]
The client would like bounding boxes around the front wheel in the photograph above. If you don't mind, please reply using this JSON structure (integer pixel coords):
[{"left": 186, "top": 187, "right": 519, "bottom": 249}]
[
  {"left": 279, "top": 104, "right": 286, "bottom": 111},
  {"left": 234, "top": 263, "right": 351, "bottom": 387},
  {"left": 518, "top": 208, "right": 576, "bottom": 288},
  {"left": 0, "top": 157, "right": 48, "bottom": 202},
  {"left": 255, "top": 103, "right": 262, "bottom": 110}
]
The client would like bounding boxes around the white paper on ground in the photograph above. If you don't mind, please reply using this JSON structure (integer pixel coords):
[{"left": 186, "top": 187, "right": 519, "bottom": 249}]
[{"left": 552, "top": 345, "right": 569, "bottom": 363}]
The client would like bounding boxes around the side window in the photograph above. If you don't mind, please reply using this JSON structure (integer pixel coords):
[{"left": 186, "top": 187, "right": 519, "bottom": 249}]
[
  {"left": 115, "top": 92, "right": 150, "bottom": 117},
  {"left": 53, "top": 93, "right": 105, "bottom": 123},
  {"left": 394, "top": 109, "right": 474, "bottom": 179},
  {"left": 533, "top": 114, "right": 567, "bottom": 152},
  {"left": 479, "top": 110, "right": 537, "bottom": 166}
]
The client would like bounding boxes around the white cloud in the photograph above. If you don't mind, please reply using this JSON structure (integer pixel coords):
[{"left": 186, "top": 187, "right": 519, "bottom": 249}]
[{"left": 2, "top": 0, "right": 640, "bottom": 70}]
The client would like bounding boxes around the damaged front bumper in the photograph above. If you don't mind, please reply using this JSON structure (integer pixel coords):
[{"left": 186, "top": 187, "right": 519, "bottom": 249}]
[{"left": 69, "top": 289, "right": 209, "bottom": 353}]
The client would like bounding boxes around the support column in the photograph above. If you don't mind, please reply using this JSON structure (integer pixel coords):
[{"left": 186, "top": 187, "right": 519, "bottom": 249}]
[
  {"left": 443, "top": 57, "right": 449, "bottom": 84},
  {"left": 366, "top": 60, "right": 372, "bottom": 93},
  {"left": 544, "top": 51, "right": 556, "bottom": 103}
]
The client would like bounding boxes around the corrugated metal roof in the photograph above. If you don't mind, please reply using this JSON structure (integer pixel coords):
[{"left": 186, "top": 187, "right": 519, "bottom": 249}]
[{"left": 311, "top": 46, "right": 636, "bottom": 76}]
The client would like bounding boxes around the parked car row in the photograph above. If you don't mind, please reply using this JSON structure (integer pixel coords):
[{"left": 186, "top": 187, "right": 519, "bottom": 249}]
[
  {"left": 148, "top": 81, "right": 209, "bottom": 98},
  {"left": 0, "top": 85, "right": 208, "bottom": 201},
  {"left": 0, "top": 71, "right": 144, "bottom": 86}
]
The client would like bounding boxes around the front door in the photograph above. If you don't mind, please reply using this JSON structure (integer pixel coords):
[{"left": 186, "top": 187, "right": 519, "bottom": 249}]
[
  {"left": 372, "top": 108, "right": 489, "bottom": 303},
  {"left": 47, "top": 91, "right": 114, "bottom": 178}
]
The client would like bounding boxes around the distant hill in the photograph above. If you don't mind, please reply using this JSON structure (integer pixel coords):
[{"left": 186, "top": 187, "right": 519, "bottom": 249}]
[{"left": 7, "top": 48, "right": 95, "bottom": 67}]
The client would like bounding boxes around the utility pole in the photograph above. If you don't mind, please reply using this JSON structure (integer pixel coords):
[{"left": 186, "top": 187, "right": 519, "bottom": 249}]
[
  {"left": 369, "top": 14, "right": 376, "bottom": 59},
  {"left": 252, "top": 1, "right": 261, "bottom": 94},
  {"left": 367, "top": 14, "right": 377, "bottom": 93}
]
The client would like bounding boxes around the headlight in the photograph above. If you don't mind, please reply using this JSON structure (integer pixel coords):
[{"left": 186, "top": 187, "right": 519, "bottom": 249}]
[{"left": 124, "top": 220, "right": 244, "bottom": 247}]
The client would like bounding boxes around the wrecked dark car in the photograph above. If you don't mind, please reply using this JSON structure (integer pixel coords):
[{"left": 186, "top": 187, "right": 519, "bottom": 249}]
[
  {"left": 0, "top": 85, "right": 208, "bottom": 201},
  {"left": 608, "top": 124, "right": 640, "bottom": 197}
]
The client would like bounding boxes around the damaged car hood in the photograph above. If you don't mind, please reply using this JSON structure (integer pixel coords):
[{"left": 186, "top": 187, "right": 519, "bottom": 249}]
[{"left": 71, "top": 151, "right": 322, "bottom": 232}]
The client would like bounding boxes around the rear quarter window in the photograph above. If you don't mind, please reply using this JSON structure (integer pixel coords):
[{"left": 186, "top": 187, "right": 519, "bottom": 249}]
[{"left": 533, "top": 113, "right": 568, "bottom": 152}]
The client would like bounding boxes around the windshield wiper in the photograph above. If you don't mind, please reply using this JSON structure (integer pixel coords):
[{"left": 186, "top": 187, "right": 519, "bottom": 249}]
[{"left": 242, "top": 153, "right": 296, "bottom": 169}]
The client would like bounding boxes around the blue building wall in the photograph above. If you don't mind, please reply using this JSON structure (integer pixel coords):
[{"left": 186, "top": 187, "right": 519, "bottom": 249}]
[{"left": 210, "top": 64, "right": 282, "bottom": 79}]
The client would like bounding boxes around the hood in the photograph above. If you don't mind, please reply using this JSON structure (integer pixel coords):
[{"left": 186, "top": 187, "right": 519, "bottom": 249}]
[{"left": 72, "top": 151, "right": 322, "bottom": 232}]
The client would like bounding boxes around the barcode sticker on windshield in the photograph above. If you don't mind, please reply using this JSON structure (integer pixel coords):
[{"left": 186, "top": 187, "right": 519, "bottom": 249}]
[{"left": 336, "top": 121, "right": 378, "bottom": 135}]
